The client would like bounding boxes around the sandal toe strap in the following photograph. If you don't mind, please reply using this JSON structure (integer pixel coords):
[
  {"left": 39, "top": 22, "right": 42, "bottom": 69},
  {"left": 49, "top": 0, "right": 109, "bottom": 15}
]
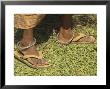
[
  {"left": 23, "top": 55, "right": 41, "bottom": 60},
  {"left": 72, "top": 33, "right": 86, "bottom": 42}
]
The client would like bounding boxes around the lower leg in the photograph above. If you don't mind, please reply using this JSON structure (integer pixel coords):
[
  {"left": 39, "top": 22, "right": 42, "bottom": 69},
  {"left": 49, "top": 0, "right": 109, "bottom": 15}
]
[
  {"left": 20, "top": 29, "right": 39, "bottom": 56},
  {"left": 17, "top": 28, "right": 48, "bottom": 66},
  {"left": 58, "top": 15, "right": 73, "bottom": 44},
  {"left": 61, "top": 14, "right": 72, "bottom": 29}
]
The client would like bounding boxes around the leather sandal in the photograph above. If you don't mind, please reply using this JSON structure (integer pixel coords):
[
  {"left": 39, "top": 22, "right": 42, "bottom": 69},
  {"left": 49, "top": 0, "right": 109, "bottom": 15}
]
[
  {"left": 14, "top": 38, "right": 49, "bottom": 69},
  {"left": 72, "top": 33, "right": 96, "bottom": 43},
  {"left": 14, "top": 49, "right": 49, "bottom": 68},
  {"left": 57, "top": 32, "right": 96, "bottom": 44}
]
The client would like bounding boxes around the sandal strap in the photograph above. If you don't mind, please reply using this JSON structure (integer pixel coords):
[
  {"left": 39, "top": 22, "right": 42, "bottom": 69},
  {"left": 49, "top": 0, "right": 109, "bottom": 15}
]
[
  {"left": 16, "top": 37, "right": 36, "bottom": 51},
  {"left": 57, "top": 32, "right": 74, "bottom": 44},
  {"left": 72, "top": 33, "right": 86, "bottom": 42},
  {"left": 23, "top": 55, "right": 39, "bottom": 59},
  {"left": 23, "top": 55, "right": 42, "bottom": 60}
]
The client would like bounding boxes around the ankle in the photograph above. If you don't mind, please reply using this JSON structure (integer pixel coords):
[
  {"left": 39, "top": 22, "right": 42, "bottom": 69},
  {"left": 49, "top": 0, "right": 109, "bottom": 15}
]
[
  {"left": 21, "top": 40, "right": 32, "bottom": 47},
  {"left": 17, "top": 38, "right": 36, "bottom": 51},
  {"left": 60, "top": 27, "right": 72, "bottom": 32}
]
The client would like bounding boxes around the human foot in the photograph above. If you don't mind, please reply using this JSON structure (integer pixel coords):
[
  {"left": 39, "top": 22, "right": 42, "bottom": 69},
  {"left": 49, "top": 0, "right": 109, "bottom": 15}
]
[
  {"left": 15, "top": 40, "right": 49, "bottom": 68},
  {"left": 57, "top": 27, "right": 74, "bottom": 44}
]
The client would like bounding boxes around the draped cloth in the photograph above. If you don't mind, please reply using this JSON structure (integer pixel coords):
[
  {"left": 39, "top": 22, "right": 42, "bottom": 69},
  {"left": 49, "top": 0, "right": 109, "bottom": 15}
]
[{"left": 14, "top": 14, "right": 46, "bottom": 29}]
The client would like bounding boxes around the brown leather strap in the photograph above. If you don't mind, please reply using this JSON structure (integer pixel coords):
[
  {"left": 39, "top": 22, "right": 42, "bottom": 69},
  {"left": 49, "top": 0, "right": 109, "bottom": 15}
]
[{"left": 72, "top": 33, "right": 86, "bottom": 42}]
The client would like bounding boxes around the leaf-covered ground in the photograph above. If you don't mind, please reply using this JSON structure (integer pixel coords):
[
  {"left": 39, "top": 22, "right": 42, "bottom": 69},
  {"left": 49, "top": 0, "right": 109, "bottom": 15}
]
[{"left": 14, "top": 14, "right": 97, "bottom": 76}]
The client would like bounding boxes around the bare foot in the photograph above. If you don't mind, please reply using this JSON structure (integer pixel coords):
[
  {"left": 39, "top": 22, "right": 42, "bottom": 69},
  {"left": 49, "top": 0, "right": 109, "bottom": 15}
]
[{"left": 57, "top": 27, "right": 73, "bottom": 44}]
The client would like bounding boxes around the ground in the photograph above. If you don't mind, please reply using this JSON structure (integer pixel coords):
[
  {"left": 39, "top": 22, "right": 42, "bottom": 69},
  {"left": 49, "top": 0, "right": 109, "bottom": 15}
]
[{"left": 14, "top": 15, "right": 97, "bottom": 76}]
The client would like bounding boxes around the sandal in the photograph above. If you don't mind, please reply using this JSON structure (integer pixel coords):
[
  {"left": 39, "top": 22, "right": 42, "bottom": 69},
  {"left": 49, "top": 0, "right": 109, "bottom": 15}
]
[
  {"left": 14, "top": 50, "right": 49, "bottom": 68},
  {"left": 57, "top": 32, "right": 96, "bottom": 44},
  {"left": 14, "top": 38, "right": 49, "bottom": 69},
  {"left": 72, "top": 33, "right": 96, "bottom": 43}
]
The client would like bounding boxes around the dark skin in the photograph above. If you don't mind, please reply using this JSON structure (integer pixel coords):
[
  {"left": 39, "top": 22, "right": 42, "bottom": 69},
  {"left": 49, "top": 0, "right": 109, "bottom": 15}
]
[
  {"left": 58, "top": 15, "right": 73, "bottom": 44},
  {"left": 21, "top": 15, "right": 73, "bottom": 65}
]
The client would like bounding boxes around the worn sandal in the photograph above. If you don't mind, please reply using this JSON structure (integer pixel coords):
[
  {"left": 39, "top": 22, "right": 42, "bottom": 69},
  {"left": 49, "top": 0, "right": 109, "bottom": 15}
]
[
  {"left": 14, "top": 49, "right": 49, "bottom": 68},
  {"left": 14, "top": 38, "right": 49, "bottom": 68},
  {"left": 57, "top": 32, "right": 96, "bottom": 44},
  {"left": 72, "top": 33, "right": 96, "bottom": 43}
]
